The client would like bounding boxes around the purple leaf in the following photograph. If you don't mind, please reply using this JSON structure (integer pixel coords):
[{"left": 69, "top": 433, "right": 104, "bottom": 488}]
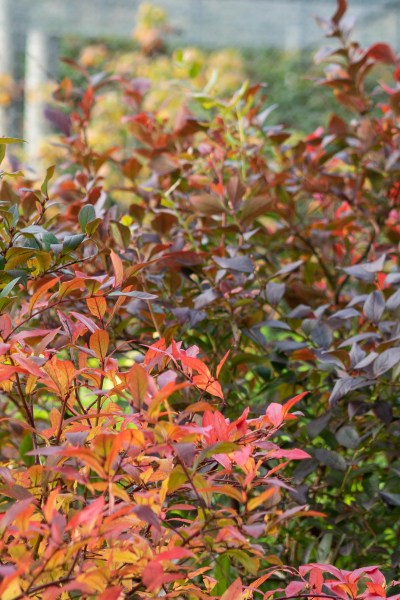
[
  {"left": 213, "top": 255, "right": 253, "bottom": 274},
  {"left": 373, "top": 347, "right": 400, "bottom": 377},
  {"left": 363, "top": 290, "right": 385, "bottom": 322},
  {"left": 44, "top": 106, "right": 72, "bottom": 136}
]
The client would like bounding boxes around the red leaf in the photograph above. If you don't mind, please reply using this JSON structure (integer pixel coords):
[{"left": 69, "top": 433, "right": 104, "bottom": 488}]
[
  {"left": 133, "top": 505, "right": 161, "bottom": 531},
  {"left": 66, "top": 495, "right": 104, "bottom": 531},
  {"left": 203, "top": 411, "right": 229, "bottom": 442},
  {"left": 0, "top": 498, "right": 35, "bottom": 532},
  {"left": 220, "top": 578, "right": 243, "bottom": 600},
  {"left": 268, "top": 448, "right": 311, "bottom": 460},
  {"left": 332, "top": 0, "right": 347, "bottom": 25},
  {"left": 155, "top": 548, "right": 194, "bottom": 562},
  {"left": 98, "top": 587, "right": 124, "bottom": 600},
  {"left": 70, "top": 311, "right": 99, "bottom": 333},
  {"left": 265, "top": 403, "right": 284, "bottom": 427},
  {"left": 13, "top": 354, "right": 44, "bottom": 378},
  {"left": 366, "top": 43, "right": 397, "bottom": 65},
  {"left": 0, "top": 364, "right": 23, "bottom": 382}
]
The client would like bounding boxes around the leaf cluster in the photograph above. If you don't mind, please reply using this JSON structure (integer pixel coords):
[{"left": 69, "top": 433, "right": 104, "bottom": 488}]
[{"left": 0, "top": 1, "right": 400, "bottom": 597}]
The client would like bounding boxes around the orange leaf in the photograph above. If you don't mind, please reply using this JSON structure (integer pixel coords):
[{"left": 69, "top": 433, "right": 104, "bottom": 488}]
[
  {"left": 89, "top": 330, "right": 109, "bottom": 361},
  {"left": 192, "top": 374, "right": 224, "bottom": 399},
  {"left": 291, "top": 349, "right": 315, "bottom": 361},
  {"left": 43, "top": 486, "right": 61, "bottom": 522},
  {"left": 216, "top": 349, "right": 230, "bottom": 378},
  {"left": 42, "top": 356, "right": 75, "bottom": 396},
  {"left": 149, "top": 381, "right": 190, "bottom": 416},
  {"left": 127, "top": 363, "right": 148, "bottom": 408},
  {"left": 87, "top": 296, "right": 107, "bottom": 320},
  {"left": 180, "top": 355, "right": 211, "bottom": 378},
  {"left": 282, "top": 391, "right": 308, "bottom": 417},
  {"left": 58, "top": 277, "right": 86, "bottom": 300},
  {"left": 110, "top": 249, "right": 124, "bottom": 288},
  {"left": 247, "top": 487, "right": 276, "bottom": 512},
  {"left": 28, "top": 277, "right": 59, "bottom": 315}
]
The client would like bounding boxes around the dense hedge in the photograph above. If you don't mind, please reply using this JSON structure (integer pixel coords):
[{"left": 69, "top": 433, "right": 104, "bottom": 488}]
[{"left": 0, "top": 1, "right": 400, "bottom": 598}]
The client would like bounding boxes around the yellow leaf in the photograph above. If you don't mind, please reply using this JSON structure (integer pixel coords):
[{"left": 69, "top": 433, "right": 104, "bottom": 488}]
[{"left": 247, "top": 487, "right": 276, "bottom": 512}]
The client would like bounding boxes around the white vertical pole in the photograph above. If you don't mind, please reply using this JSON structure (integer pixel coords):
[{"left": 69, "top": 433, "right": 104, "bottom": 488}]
[
  {"left": 23, "top": 29, "right": 57, "bottom": 163},
  {"left": 0, "top": 0, "right": 17, "bottom": 136}
]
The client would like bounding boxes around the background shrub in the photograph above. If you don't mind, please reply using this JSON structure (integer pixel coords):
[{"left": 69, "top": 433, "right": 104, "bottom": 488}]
[{"left": 0, "top": 1, "right": 400, "bottom": 597}]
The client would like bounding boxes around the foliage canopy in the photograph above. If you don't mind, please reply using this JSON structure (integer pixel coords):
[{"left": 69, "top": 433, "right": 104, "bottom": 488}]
[{"left": 0, "top": 1, "right": 400, "bottom": 598}]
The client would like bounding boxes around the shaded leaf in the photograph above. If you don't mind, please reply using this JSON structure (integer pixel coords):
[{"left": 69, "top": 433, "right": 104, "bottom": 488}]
[
  {"left": 373, "top": 400, "right": 393, "bottom": 424},
  {"left": 109, "top": 290, "right": 157, "bottom": 300},
  {"left": 386, "top": 288, "right": 400, "bottom": 311},
  {"left": 329, "top": 377, "right": 371, "bottom": 406},
  {"left": 273, "top": 260, "right": 303, "bottom": 277},
  {"left": 336, "top": 425, "right": 360, "bottom": 449},
  {"left": 363, "top": 290, "right": 385, "bottom": 322},
  {"left": 315, "top": 448, "right": 347, "bottom": 471},
  {"left": 266, "top": 282, "right": 286, "bottom": 306},
  {"left": 373, "top": 347, "right": 400, "bottom": 377},
  {"left": 342, "top": 255, "right": 386, "bottom": 281},
  {"left": 213, "top": 255, "right": 253, "bottom": 274}
]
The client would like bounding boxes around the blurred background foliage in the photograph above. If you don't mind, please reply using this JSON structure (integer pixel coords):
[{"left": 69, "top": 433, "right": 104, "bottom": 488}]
[{"left": 58, "top": 2, "right": 338, "bottom": 134}]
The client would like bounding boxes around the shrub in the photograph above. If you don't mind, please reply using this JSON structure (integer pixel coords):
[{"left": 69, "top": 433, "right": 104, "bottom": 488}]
[{"left": 1, "top": 0, "right": 400, "bottom": 597}]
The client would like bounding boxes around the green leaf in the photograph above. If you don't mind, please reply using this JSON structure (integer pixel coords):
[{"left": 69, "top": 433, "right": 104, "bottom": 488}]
[
  {"left": 62, "top": 234, "right": 85, "bottom": 252},
  {"left": 0, "top": 137, "right": 25, "bottom": 144},
  {"left": 85, "top": 217, "right": 102, "bottom": 236},
  {"left": 0, "top": 209, "right": 15, "bottom": 229},
  {"left": 110, "top": 221, "right": 130, "bottom": 248},
  {"left": 20, "top": 225, "right": 48, "bottom": 235},
  {"left": 225, "top": 549, "right": 259, "bottom": 575},
  {"left": 41, "top": 231, "right": 59, "bottom": 250},
  {"left": 3, "top": 269, "right": 28, "bottom": 287},
  {"left": 211, "top": 555, "right": 232, "bottom": 595},
  {"left": 19, "top": 433, "right": 35, "bottom": 467},
  {"left": 79, "top": 204, "right": 96, "bottom": 233},
  {"left": 41, "top": 165, "right": 55, "bottom": 196},
  {"left": 167, "top": 466, "right": 187, "bottom": 493},
  {"left": 316, "top": 532, "right": 333, "bottom": 563},
  {"left": 0, "top": 276, "right": 20, "bottom": 299},
  {"left": 195, "top": 442, "right": 238, "bottom": 469}
]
